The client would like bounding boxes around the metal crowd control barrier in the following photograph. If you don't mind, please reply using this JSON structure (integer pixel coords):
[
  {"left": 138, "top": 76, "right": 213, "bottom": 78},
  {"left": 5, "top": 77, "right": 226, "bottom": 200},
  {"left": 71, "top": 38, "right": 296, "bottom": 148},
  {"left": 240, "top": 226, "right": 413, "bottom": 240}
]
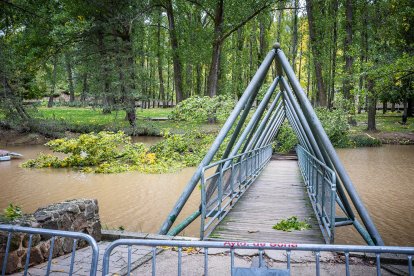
[
  {"left": 102, "top": 239, "right": 414, "bottom": 276},
  {"left": 200, "top": 145, "right": 273, "bottom": 239},
  {"left": 0, "top": 224, "right": 99, "bottom": 276},
  {"left": 296, "top": 145, "right": 336, "bottom": 244}
]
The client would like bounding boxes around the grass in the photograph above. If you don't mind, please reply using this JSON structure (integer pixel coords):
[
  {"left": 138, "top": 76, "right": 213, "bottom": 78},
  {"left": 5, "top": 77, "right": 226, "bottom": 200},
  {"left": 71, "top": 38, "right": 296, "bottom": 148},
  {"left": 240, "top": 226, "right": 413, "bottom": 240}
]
[
  {"left": 31, "top": 107, "right": 173, "bottom": 126},
  {"left": 351, "top": 112, "right": 413, "bottom": 133},
  {"left": 15, "top": 106, "right": 221, "bottom": 137}
]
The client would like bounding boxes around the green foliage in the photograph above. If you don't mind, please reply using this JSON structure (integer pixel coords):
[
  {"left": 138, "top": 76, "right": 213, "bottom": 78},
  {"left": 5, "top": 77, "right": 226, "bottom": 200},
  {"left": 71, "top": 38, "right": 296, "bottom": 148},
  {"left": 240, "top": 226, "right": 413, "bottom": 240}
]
[
  {"left": 273, "top": 123, "right": 298, "bottom": 153},
  {"left": 23, "top": 131, "right": 171, "bottom": 173},
  {"left": 3, "top": 204, "right": 23, "bottom": 221},
  {"left": 169, "top": 96, "right": 235, "bottom": 123},
  {"left": 349, "top": 134, "right": 382, "bottom": 147},
  {"left": 150, "top": 131, "right": 215, "bottom": 167},
  {"left": 22, "top": 131, "right": 217, "bottom": 173},
  {"left": 315, "top": 108, "right": 351, "bottom": 148},
  {"left": 272, "top": 216, "right": 311, "bottom": 232}
]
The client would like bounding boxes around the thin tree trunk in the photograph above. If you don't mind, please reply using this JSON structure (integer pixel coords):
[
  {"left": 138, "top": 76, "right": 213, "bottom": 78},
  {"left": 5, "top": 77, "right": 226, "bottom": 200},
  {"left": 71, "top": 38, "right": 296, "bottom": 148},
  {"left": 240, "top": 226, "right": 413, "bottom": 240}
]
[
  {"left": 290, "top": 0, "right": 299, "bottom": 71},
  {"left": 98, "top": 32, "right": 112, "bottom": 114},
  {"left": 157, "top": 9, "right": 166, "bottom": 108},
  {"left": 298, "top": 37, "right": 303, "bottom": 81},
  {"left": 329, "top": 0, "right": 339, "bottom": 109},
  {"left": 48, "top": 55, "right": 58, "bottom": 108},
  {"left": 305, "top": 0, "right": 327, "bottom": 106},
  {"left": 165, "top": 0, "right": 184, "bottom": 103},
  {"left": 65, "top": 53, "right": 75, "bottom": 103},
  {"left": 207, "top": 0, "right": 224, "bottom": 98},
  {"left": 343, "top": 0, "right": 354, "bottom": 106},
  {"left": 382, "top": 101, "right": 387, "bottom": 114},
  {"left": 81, "top": 72, "right": 88, "bottom": 104},
  {"left": 367, "top": 79, "right": 376, "bottom": 131}
]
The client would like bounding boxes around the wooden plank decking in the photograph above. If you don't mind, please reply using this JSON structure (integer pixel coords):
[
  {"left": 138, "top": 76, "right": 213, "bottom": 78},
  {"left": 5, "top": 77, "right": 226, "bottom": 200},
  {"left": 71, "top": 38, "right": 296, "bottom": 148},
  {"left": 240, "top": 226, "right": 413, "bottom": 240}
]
[{"left": 208, "top": 160, "right": 324, "bottom": 243}]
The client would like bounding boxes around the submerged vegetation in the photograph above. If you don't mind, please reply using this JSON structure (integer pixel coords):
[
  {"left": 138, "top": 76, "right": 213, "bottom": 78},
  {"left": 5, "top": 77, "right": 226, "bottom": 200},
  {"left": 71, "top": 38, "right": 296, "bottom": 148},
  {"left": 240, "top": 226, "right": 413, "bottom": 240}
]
[{"left": 22, "top": 131, "right": 216, "bottom": 173}]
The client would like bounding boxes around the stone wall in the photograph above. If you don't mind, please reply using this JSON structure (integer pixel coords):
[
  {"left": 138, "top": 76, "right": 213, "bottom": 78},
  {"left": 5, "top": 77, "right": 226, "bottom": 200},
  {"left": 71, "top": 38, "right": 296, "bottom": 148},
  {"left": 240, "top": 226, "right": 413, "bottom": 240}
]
[{"left": 0, "top": 199, "right": 101, "bottom": 274}]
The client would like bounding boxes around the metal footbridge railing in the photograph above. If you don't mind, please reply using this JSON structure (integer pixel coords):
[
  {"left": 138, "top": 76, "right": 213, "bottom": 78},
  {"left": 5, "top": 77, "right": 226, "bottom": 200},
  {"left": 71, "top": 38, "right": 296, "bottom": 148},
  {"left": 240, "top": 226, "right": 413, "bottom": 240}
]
[
  {"left": 297, "top": 144, "right": 336, "bottom": 243},
  {"left": 200, "top": 145, "right": 273, "bottom": 239},
  {"left": 2, "top": 225, "right": 413, "bottom": 275}
]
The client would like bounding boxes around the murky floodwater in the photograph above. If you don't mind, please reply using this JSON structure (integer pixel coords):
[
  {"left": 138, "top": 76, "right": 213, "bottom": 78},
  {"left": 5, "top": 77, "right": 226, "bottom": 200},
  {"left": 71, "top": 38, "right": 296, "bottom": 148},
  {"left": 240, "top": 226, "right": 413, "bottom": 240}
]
[
  {"left": 0, "top": 139, "right": 199, "bottom": 236},
  {"left": 0, "top": 138, "right": 413, "bottom": 245},
  {"left": 336, "top": 145, "right": 414, "bottom": 246}
]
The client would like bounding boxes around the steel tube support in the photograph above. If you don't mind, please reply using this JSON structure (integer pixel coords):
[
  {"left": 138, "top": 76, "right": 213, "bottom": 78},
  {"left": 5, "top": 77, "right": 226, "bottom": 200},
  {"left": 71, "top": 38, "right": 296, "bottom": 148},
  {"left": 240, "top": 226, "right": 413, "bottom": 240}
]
[
  {"left": 226, "top": 77, "right": 280, "bottom": 161},
  {"left": 261, "top": 110, "right": 285, "bottom": 147},
  {"left": 250, "top": 101, "right": 283, "bottom": 150},
  {"left": 159, "top": 49, "right": 276, "bottom": 235},
  {"left": 245, "top": 92, "right": 282, "bottom": 151},
  {"left": 275, "top": 46, "right": 384, "bottom": 246},
  {"left": 256, "top": 107, "right": 284, "bottom": 148}
]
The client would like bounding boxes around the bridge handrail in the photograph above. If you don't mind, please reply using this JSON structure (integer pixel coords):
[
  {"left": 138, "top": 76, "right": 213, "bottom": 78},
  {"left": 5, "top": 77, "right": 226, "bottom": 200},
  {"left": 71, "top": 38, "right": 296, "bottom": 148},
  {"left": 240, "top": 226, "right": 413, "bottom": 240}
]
[
  {"left": 202, "top": 144, "right": 271, "bottom": 171},
  {"left": 296, "top": 144, "right": 336, "bottom": 244},
  {"left": 102, "top": 238, "right": 414, "bottom": 276},
  {"left": 0, "top": 224, "right": 99, "bottom": 276},
  {"left": 200, "top": 145, "right": 273, "bottom": 239}
]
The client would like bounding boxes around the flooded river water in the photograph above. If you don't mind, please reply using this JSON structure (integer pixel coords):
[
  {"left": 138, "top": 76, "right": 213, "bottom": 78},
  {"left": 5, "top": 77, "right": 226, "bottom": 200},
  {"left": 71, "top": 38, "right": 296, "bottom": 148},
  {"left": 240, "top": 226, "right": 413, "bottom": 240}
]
[{"left": 0, "top": 139, "right": 413, "bottom": 245}]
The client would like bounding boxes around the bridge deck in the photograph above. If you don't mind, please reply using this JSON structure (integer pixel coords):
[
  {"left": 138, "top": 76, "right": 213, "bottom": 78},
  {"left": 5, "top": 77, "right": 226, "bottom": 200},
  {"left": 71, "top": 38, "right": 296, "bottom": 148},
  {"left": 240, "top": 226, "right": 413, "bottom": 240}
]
[{"left": 208, "top": 159, "right": 324, "bottom": 243}]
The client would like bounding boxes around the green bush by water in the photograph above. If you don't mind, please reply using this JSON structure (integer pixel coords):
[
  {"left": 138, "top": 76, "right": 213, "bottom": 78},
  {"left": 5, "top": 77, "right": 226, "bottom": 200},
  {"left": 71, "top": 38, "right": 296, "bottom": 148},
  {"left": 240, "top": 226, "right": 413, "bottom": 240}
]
[{"left": 22, "top": 131, "right": 217, "bottom": 173}]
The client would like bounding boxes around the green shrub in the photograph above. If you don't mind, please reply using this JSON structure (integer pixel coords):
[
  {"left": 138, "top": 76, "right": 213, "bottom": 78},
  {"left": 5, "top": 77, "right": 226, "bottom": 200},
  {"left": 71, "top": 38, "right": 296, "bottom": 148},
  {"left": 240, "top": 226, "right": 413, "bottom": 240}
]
[
  {"left": 272, "top": 216, "right": 311, "bottom": 232},
  {"left": 350, "top": 134, "right": 382, "bottom": 147},
  {"left": 273, "top": 123, "right": 298, "bottom": 153},
  {"left": 3, "top": 204, "right": 23, "bottom": 220},
  {"left": 169, "top": 96, "right": 234, "bottom": 123},
  {"left": 315, "top": 107, "right": 351, "bottom": 148}
]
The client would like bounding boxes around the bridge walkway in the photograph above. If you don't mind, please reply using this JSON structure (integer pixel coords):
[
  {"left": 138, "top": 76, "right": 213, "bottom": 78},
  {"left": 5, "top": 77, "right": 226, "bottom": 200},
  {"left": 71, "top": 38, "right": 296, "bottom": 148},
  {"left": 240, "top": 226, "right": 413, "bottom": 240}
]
[{"left": 208, "top": 159, "right": 324, "bottom": 243}]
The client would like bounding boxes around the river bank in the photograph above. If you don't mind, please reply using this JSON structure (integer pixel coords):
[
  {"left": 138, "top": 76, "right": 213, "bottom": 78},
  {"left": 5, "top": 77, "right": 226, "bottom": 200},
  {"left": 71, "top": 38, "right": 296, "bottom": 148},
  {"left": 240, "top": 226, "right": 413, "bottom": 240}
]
[{"left": 1, "top": 126, "right": 413, "bottom": 147}]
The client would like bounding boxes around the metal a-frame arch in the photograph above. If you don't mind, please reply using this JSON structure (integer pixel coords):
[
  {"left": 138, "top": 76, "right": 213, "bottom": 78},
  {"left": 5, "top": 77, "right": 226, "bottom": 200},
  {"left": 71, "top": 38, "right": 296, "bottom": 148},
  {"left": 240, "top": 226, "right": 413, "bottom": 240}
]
[{"left": 159, "top": 43, "right": 384, "bottom": 246}]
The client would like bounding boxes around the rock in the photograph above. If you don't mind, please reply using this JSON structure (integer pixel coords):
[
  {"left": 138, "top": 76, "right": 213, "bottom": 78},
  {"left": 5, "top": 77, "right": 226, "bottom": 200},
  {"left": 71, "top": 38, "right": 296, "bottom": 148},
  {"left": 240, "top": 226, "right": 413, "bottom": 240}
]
[
  {"left": 0, "top": 198, "right": 102, "bottom": 273},
  {"left": 0, "top": 251, "right": 22, "bottom": 274}
]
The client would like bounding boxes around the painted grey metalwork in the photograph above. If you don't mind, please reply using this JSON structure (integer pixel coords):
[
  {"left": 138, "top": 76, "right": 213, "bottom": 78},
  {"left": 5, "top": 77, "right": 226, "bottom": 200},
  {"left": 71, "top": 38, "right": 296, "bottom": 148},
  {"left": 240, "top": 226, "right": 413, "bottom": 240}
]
[
  {"left": 102, "top": 239, "right": 414, "bottom": 276},
  {"left": 0, "top": 224, "right": 99, "bottom": 276},
  {"left": 160, "top": 42, "right": 384, "bottom": 246},
  {"left": 200, "top": 145, "right": 273, "bottom": 239},
  {"left": 297, "top": 144, "right": 336, "bottom": 243}
]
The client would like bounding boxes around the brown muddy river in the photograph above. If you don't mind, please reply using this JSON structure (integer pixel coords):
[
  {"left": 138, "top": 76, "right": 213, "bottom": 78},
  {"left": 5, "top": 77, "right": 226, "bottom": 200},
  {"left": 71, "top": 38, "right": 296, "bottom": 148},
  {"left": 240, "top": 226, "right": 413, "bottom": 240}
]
[{"left": 0, "top": 139, "right": 413, "bottom": 246}]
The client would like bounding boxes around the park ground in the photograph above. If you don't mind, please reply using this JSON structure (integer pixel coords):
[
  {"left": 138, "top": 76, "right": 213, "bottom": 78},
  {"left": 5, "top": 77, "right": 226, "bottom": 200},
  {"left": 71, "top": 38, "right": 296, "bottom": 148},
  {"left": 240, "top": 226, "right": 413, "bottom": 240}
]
[{"left": 0, "top": 106, "right": 413, "bottom": 146}]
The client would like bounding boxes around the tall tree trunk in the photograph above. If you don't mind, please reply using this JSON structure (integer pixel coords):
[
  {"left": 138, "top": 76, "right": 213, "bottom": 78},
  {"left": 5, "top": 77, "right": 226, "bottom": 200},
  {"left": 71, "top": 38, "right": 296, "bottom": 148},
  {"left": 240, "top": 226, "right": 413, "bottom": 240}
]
[
  {"left": 81, "top": 72, "right": 88, "bottom": 104},
  {"left": 65, "top": 53, "right": 75, "bottom": 103},
  {"left": 402, "top": 101, "right": 408, "bottom": 124},
  {"left": 290, "top": 0, "right": 299, "bottom": 71},
  {"left": 157, "top": 10, "right": 166, "bottom": 108},
  {"left": 329, "top": 0, "right": 339, "bottom": 109},
  {"left": 48, "top": 55, "right": 58, "bottom": 108},
  {"left": 343, "top": 0, "right": 354, "bottom": 107},
  {"left": 165, "top": 0, "right": 184, "bottom": 103},
  {"left": 207, "top": 0, "right": 224, "bottom": 98},
  {"left": 298, "top": 37, "right": 303, "bottom": 81},
  {"left": 382, "top": 101, "right": 387, "bottom": 114},
  {"left": 196, "top": 64, "right": 202, "bottom": 96},
  {"left": 98, "top": 31, "right": 112, "bottom": 114},
  {"left": 305, "top": 0, "right": 327, "bottom": 106},
  {"left": 367, "top": 79, "right": 376, "bottom": 131}
]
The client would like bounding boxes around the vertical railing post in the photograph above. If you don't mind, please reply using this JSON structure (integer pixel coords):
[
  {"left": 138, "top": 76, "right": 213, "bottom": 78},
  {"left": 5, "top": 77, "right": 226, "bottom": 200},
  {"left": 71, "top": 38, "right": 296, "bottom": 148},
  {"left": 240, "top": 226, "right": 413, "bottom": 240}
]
[
  {"left": 230, "top": 160, "right": 235, "bottom": 197},
  {"left": 200, "top": 169, "right": 206, "bottom": 240},
  {"left": 218, "top": 163, "right": 223, "bottom": 217}
]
